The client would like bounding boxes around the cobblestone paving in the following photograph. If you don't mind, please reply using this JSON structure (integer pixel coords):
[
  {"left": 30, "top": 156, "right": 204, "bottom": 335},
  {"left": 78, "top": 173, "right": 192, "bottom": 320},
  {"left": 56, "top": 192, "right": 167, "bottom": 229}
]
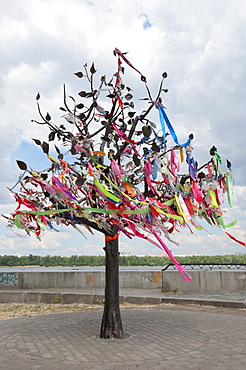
[{"left": 0, "top": 306, "right": 245, "bottom": 369}]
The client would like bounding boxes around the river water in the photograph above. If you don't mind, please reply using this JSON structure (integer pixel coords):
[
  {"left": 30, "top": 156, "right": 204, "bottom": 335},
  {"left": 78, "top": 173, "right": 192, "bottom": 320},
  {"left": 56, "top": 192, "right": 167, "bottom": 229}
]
[
  {"left": 0, "top": 265, "right": 245, "bottom": 272},
  {"left": 0, "top": 266, "right": 163, "bottom": 272}
]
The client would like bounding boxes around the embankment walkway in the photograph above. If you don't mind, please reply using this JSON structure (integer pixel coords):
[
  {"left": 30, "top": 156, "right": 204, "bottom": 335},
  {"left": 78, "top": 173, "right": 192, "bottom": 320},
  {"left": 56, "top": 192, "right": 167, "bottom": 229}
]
[{"left": 0, "top": 289, "right": 246, "bottom": 369}]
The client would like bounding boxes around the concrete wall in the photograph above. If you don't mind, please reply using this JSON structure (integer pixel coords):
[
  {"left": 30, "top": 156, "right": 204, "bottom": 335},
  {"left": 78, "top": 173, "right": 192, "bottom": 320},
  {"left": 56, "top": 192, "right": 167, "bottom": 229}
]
[
  {"left": 162, "top": 270, "right": 246, "bottom": 293},
  {"left": 0, "top": 270, "right": 163, "bottom": 290},
  {"left": 0, "top": 270, "right": 245, "bottom": 292}
]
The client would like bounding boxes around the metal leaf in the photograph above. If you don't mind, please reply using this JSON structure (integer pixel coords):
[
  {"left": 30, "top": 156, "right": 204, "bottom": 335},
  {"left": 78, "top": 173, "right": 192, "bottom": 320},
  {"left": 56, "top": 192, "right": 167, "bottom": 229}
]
[
  {"left": 76, "top": 103, "right": 84, "bottom": 109},
  {"left": 48, "top": 132, "right": 56, "bottom": 141},
  {"left": 78, "top": 91, "right": 87, "bottom": 98},
  {"left": 54, "top": 145, "right": 60, "bottom": 154},
  {"left": 76, "top": 176, "right": 86, "bottom": 186},
  {"left": 125, "top": 93, "right": 133, "bottom": 101},
  {"left": 32, "top": 138, "right": 41, "bottom": 145},
  {"left": 70, "top": 147, "right": 76, "bottom": 155},
  {"left": 151, "top": 142, "right": 160, "bottom": 152},
  {"left": 226, "top": 159, "right": 232, "bottom": 169},
  {"left": 149, "top": 121, "right": 157, "bottom": 129},
  {"left": 142, "top": 125, "right": 152, "bottom": 137},
  {"left": 16, "top": 160, "right": 27, "bottom": 171},
  {"left": 41, "top": 173, "right": 48, "bottom": 180},
  {"left": 90, "top": 63, "right": 96, "bottom": 74},
  {"left": 209, "top": 146, "right": 217, "bottom": 156},
  {"left": 74, "top": 71, "right": 83, "bottom": 78},
  {"left": 41, "top": 141, "right": 49, "bottom": 154},
  {"left": 133, "top": 153, "right": 140, "bottom": 167},
  {"left": 46, "top": 113, "right": 51, "bottom": 121}
]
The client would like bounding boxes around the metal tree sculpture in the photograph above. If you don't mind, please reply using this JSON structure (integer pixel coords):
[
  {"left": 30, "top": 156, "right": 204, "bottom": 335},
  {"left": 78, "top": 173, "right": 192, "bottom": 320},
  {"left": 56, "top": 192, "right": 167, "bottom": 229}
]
[{"left": 3, "top": 48, "right": 244, "bottom": 338}]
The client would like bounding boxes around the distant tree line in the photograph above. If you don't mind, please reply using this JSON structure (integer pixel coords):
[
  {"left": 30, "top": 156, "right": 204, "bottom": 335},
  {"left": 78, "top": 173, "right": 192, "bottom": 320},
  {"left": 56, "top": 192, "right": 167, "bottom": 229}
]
[{"left": 0, "top": 254, "right": 245, "bottom": 267}]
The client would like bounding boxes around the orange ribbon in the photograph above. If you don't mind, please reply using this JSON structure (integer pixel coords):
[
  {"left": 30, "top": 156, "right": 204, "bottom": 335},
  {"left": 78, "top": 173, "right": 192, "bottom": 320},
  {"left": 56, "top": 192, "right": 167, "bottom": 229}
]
[{"left": 105, "top": 232, "right": 120, "bottom": 241}]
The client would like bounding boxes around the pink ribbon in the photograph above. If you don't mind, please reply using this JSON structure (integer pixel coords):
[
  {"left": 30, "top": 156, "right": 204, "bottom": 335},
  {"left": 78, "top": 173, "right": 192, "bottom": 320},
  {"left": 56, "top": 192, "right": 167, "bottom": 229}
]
[
  {"left": 192, "top": 182, "right": 203, "bottom": 203},
  {"left": 111, "top": 159, "right": 124, "bottom": 181},
  {"left": 127, "top": 221, "right": 192, "bottom": 281},
  {"left": 170, "top": 149, "right": 180, "bottom": 176}
]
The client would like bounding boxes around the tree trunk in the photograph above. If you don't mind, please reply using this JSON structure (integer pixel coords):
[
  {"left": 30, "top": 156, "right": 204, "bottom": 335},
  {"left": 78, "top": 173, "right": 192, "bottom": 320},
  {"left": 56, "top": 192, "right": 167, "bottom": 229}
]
[{"left": 100, "top": 232, "right": 124, "bottom": 339}]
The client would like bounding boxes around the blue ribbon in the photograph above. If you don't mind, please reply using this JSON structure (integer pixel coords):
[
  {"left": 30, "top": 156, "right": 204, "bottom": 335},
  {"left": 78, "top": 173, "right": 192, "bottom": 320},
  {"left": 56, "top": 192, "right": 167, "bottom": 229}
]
[
  {"left": 11, "top": 170, "right": 27, "bottom": 190},
  {"left": 186, "top": 152, "right": 197, "bottom": 178},
  {"left": 152, "top": 160, "right": 158, "bottom": 180},
  {"left": 158, "top": 104, "right": 192, "bottom": 147},
  {"left": 140, "top": 136, "right": 151, "bottom": 144},
  {"left": 152, "top": 129, "right": 165, "bottom": 149},
  {"left": 143, "top": 149, "right": 156, "bottom": 159}
]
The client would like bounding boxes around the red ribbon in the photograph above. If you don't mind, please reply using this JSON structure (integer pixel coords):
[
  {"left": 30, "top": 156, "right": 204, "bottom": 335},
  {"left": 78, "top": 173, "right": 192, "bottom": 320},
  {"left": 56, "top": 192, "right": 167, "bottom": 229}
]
[{"left": 225, "top": 232, "right": 246, "bottom": 246}]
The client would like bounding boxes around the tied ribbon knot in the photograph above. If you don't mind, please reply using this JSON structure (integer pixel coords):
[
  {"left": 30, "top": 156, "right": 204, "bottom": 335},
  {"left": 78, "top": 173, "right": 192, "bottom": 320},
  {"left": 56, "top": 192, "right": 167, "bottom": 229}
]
[{"left": 105, "top": 232, "right": 120, "bottom": 242}]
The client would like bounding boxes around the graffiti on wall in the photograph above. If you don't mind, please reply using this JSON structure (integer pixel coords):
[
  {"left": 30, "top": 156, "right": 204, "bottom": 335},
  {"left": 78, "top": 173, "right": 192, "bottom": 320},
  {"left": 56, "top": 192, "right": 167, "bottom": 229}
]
[
  {"left": 0, "top": 273, "right": 19, "bottom": 286},
  {"left": 86, "top": 273, "right": 94, "bottom": 283},
  {"left": 149, "top": 272, "right": 162, "bottom": 286}
]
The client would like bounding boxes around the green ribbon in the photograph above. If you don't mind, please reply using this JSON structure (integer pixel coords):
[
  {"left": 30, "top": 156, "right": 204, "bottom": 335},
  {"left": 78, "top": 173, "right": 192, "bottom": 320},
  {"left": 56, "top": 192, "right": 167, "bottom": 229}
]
[
  {"left": 14, "top": 214, "right": 24, "bottom": 229},
  {"left": 226, "top": 170, "right": 234, "bottom": 208},
  {"left": 86, "top": 207, "right": 150, "bottom": 214},
  {"left": 20, "top": 208, "right": 76, "bottom": 216},
  {"left": 217, "top": 216, "right": 237, "bottom": 228},
  {"left": 209, "top": 189, "right": 219, "bottom": 208},
  {"left": 214, "top": 151, "right": 222, "bottom": 174},
  {"left": 18, "top": 197, "right": 179, "bottom": 219}
]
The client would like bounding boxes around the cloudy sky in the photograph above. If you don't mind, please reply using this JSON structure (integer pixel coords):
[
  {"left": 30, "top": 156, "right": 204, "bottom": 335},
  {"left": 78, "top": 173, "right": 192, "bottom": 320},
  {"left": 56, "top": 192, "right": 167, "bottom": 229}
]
[{"left": 0, "top": 0, "right": 245, "bottom": 257}]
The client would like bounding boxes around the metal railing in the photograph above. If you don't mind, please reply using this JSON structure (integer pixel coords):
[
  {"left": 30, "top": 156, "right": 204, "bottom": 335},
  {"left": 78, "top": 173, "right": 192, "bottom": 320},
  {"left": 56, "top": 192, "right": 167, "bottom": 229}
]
[{"left": 162, "top": 263, "right": 246, "bottom": 271}]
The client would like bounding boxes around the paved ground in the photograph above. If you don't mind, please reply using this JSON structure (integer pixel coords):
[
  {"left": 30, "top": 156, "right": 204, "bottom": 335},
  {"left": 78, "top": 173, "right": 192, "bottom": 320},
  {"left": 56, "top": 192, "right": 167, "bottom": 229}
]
[{"left": 0, "top": 292, "right": 246, "bottom": 369}]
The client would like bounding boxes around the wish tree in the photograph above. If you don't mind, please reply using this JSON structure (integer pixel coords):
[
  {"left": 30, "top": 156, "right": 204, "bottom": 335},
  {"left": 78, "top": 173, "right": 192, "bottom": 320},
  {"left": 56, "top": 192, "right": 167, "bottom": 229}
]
[{"left": 3, "top": 48, "right": 244, "bottom": 338}]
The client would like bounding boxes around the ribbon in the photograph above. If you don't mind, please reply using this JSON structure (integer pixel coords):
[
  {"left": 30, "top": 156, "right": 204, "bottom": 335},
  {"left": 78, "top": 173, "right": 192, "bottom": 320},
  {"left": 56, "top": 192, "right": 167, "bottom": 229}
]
[
  {"left": 184, "top": 196, "right": 195, "bottom": 216},
  {"left": 11, "top": 170, "right": 28, "bottom": 190},
  {"left": 226, "top": 170, "right": 233, "bottom": 208},
  {"left": 52, "top": 176, "right": 78, "bottom": 201},
  {"left": 152, "top": 231, "right": 192, "bottom": 281},
  {"left": 217, "top": 217, "right": 237, "bottom": 228},
  {"left": 111, "top": 159, "right": 124, "bottom": 181},
  {"left": 157, "top": 103, "right": 192, "bottom": 147},
  {"left": 94, "top": 179, "right": 121, "bottom": 204},
  {"left": 151, "top": 205, "right": 183, "bottom": 223},
  {"left": 214, "top": 150, "right": 222, "bottom": 174},
  {"left": 114, "top": 48, "right": 146, "bottom": 80},
  {"left": 20, "top": 207, "right": 77, "bottom": 216},
  {"left": 170, "top": 149, "right": 180, "bottom": 176},
  {"left": 102, "top": 173, "right": 149, "bottom": 205},
  {"left": 186, "top": 152, "right": 197, "bottom": 178},
  {"left": 125, "top": 221, "right": 191, "bottom": 281},
  {"left": 152, "top": 128, "right": 165, "bottom": 149},
  {"left": 152, "top": 160, "right": 158, "bottom": 180},
  {"left": 112, "top": 123, "right": 138, "bottom": 145},
  {"left": 192, "top": 182, "right": 203, "bottom": 203},
  {"left": 209, "top": 189, "right": 218, "bottom": 208},
  {"left": 124, "top": 182, "right": 136, "bottom": 197},
  {"left": 105, "top": 232, "right": 120, "bottom": 241},
  {"left": 180, "top": 147, "right": 184, "bottom": 163},
  {"left": 178, "top": 194, "right": 192, "bottom": 221},
  {"left": 224, "top": 232, "right": 246, "bottom": 246}
]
